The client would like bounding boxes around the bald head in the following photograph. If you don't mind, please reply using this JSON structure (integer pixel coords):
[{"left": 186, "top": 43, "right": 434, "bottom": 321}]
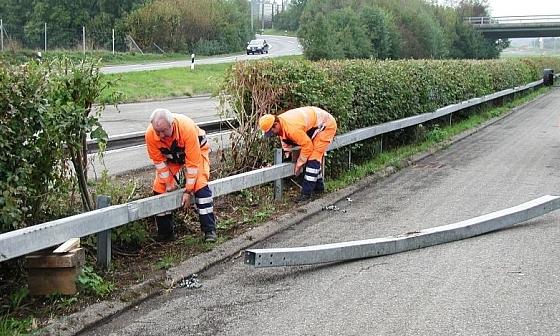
[{"left": 150, "top": 108, "right": 174, "bottom": 140}]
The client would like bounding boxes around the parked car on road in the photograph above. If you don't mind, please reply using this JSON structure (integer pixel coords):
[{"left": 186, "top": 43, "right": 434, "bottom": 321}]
[{"left": 246, "top": 39, "right": 269, "bottom": 55}]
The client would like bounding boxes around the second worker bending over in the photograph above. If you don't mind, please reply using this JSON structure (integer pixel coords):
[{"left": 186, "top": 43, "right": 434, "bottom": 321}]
[{"left": 258, "top": 106, "right": 337, "bottom": 203}]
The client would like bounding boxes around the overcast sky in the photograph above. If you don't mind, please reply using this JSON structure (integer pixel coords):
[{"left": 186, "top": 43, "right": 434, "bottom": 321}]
[{"left": 487, "top": 0, "right": 560, "bottom": 17}]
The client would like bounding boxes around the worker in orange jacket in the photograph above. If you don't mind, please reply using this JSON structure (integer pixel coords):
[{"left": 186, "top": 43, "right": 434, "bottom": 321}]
[
  {"left": 258, "top": 106, "right": 337, "bottom": 202},
  {"left": 145, "top": 108, "right": 217, "bottom": 242}
]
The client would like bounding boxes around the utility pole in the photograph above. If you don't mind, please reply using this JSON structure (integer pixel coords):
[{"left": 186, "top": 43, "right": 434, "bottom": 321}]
[
  {"left": 83, "top": 26, "right": 86, "bottom": 54},
  {"left": 261, "top": 0, "right": 265, "bottom": 33},
  {"left": 250, "top": 0, "right": 254, "bottom": 32},
  {"left": 44, "top": 22, "right": 47, "bottom": 52},
  {"left": 1, "top": 19, "right": 4, "bottom": 52}
]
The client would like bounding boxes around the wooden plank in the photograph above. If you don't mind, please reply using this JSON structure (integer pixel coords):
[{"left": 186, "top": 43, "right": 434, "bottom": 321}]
[
  {"left": 25, "top": 248, "right": 85, "bottom": 269},
  {"left": 53, "top": 238, "right": 80, "bottom": 253},
  {"left": 27, "top": 267, "right": 80, "bottom": 296}
]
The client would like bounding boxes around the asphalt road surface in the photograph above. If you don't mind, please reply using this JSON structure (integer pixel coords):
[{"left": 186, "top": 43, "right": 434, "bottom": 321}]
[
  {"left": 99, "top": 96, "right": 221, "bottom": 137},
  {"left": 88, "top": 130, "right": 231, "bottom": 177},
  {"left": 91, "top": 96, "right": 230, "bottom": 176},
  {"left": 100, "top": 35, "right": 302, "bottom": 74},
  {"left": 82, "top": 89, "right": 560, "bottom": 335},
  {"left": 94, "top": 34, "right": 303, "bottom": 174}
]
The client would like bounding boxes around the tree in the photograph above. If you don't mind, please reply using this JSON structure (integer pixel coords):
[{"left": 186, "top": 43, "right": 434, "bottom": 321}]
[
  {"left": 124, "top": 0, "right": 252, "bottom": 54},
  {"left": 329, "top": 8, "right": 372, "bottom": 59},
  {"left": 274, "top": 0, "right": 307, "bottom": 32},
  {"left": 24, "top": 0, "right": 92, "bottom": 49},
  {"left": 299, "top": 12, "right": 344, "bottom": 60},
  {"left": 360, "top": 5, "right": 398, "bottom": 59}
]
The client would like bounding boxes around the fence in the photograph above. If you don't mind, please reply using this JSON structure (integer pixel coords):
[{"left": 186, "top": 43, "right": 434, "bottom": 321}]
[
  {"left": 0, "top": 76, "right": 548, "bottom": 267},
  {"left": 0, "top": 19, "right": 139, "bottom": 53},
  {"left": 465, "top": 15, "right": 560, "bottom": 25}
]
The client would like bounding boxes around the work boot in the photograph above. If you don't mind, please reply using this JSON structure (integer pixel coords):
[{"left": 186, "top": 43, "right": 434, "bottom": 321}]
[
  {"left": 204, "top": 231, "right": 217, "bottom": 243},
  {"left": 294, "top": 193, "right": 312, "bottom": 203},
  {"left": 155, "top": 214, "right": 176, "bottom": 242},
  {"left": 314, "top": 187, "right": 325, "bottom": 195},
  {"left": 314, "top": 178, "right": 325, "bottom": 195},
  {"left": 155, "top": 232, "right": 177, "bottom": 242}
]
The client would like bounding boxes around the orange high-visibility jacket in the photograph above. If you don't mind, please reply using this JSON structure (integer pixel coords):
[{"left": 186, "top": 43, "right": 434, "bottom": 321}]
[
  {"left": 277, "top": 106, "right": 336, "bottom": 163},
  {"left": 145, "top": 113, "right": 209, "bottom": 193}
]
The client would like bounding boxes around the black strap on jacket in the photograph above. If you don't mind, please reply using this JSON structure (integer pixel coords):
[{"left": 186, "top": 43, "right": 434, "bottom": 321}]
[
  {"left": 159, "top": 135, "right": 207, "bottom": 164},
  {"left": 159, "top": 140, "right": 186, "bottom": 164}
]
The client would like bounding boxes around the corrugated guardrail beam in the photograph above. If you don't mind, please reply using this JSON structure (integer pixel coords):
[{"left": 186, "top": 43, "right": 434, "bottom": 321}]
[
  {"left": 244, "top": 195, "right": 560, "bottom": 267},
  {"left": 87, "top": 118, "right": 238, "bottom": 153},
  {"left": 0, "top": 162, "right": 294, "bottom": 262},
  {"left": 329, "top": 81, "right": 540, "bottom": 150},
  {"left": 0, "top": 78, "right": 545, "bottom": 262},
  {"left": 0, "top": 193, "right": 182, "bottom": 261}
]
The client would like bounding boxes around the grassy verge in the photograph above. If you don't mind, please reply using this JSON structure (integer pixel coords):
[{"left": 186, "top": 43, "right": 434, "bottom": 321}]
[
  {"left": 100, "top": 63, "right": 232, "bottom": 103},
  {"left": 261, "top": 28, "right": 298, "bottom": 37},
  {"left": 327, "top": 87, "right": 549, "bottom": 191},
  {"left": 0, "top": 49, "right": 241, "bottom": 66},
  {"left": 100, "top": 55, "right": 304, "bottom": 103}
]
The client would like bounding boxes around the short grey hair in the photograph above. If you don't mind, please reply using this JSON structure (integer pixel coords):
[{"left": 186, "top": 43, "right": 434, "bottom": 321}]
[{"left": 150, "top": 108, "right": 174, "bottom": 125}]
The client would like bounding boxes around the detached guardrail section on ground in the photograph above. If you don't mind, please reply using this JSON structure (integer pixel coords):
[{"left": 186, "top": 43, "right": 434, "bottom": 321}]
[
  {"left": 0, "top": 76, "right": 551, "bottom": 266},
  {"left": 245, "top": 195, "right": 560, "bottom": 267}
]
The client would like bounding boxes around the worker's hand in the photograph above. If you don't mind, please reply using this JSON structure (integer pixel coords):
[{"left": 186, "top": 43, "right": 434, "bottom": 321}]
[
  {"left": 165, "top": 182, "right": 177, "bottom": 192},
  {"left": 284, "top": 151, "right": 291, "bottom": 159},
  {"left": 182, "top": 192, "right": 192, "bottom": 210}
]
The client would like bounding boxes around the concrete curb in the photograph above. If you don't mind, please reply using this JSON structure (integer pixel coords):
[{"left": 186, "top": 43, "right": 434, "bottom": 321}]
[{"left": 40, "top": 92, "right": 547, "bottom": 335}]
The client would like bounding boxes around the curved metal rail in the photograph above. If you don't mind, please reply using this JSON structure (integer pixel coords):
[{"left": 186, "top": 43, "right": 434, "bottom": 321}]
[{"left": 87, "top": 118, "right": 238, "bottom": 153}]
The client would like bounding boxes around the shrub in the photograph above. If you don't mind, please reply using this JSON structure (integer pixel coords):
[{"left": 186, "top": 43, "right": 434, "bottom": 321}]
[
  {"left": 0, "top": 57, "right": 113, "bottom": 233},
  {"left": 221, "top": 57, "right": 560, "bottom": 176}
]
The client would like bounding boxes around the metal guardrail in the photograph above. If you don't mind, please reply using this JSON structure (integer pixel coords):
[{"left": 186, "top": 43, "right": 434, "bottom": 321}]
[
  {"left": 466, "top": 15, "right": 560, "bottom": 25},
  {"left": 87, "top": 118, "right": 237, "bottom": 153},
  {"left": 0, "top": 78, "right": 546, "bottom": 263},
  {"left": 244, "top": 195, "right": 560, "bottom": 267}
]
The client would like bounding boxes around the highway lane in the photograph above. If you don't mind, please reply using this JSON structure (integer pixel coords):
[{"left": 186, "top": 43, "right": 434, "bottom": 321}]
[
  {"left": 93, "top": 34, "right": 302, "bottom": 172},
  {"left": 99, "top": 96, "right": 221, "bottom": 136},
  {"left": 82, "top": 89, "right": 560, "bottom": 336},
  {"left": 89, "top": 130, "right": 232, "bottom": 176},
  {"left": 92, "top": 96, "right": 232, "bottom": 175},
  {"left": 100, "top": 35, "right": 302, "bottom": 74}
]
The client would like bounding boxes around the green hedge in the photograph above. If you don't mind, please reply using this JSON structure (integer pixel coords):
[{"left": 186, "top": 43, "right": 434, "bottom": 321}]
[
  {"left": 0, "top": 58, "right": 111, "bottom": 233},
  {"left": 226, "top": 57, "right": 560, "bottom": 133},
  {"left": 221, "top": 57, "right": 560, "bottom": 174}
]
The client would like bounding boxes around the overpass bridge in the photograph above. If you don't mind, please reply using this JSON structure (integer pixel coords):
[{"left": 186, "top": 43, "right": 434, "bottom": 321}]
[{"left": 466, "top": 15, "right": 560, "bottom": 39}]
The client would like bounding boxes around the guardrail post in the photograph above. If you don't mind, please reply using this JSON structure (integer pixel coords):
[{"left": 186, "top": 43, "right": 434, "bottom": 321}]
[
  {"left": 322, "top": 154, "right": 327, "bottom": 184},
  {"left": 544, "top": 69, "right": 554, "bottom": 86},
  {"left": 273, "top": 148, "right": 284, "bottom": 200},
  {"left": 96, "top": 195, "right": 112, "bottom": 269}
]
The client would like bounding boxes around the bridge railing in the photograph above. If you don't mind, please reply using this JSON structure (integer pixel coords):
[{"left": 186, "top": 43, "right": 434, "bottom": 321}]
[
  {"left": 466, "top": 15, "right": 560, "bottom": 25},
  {"left": 0, "top": 77, "right": 550, "bottom": 265}
]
